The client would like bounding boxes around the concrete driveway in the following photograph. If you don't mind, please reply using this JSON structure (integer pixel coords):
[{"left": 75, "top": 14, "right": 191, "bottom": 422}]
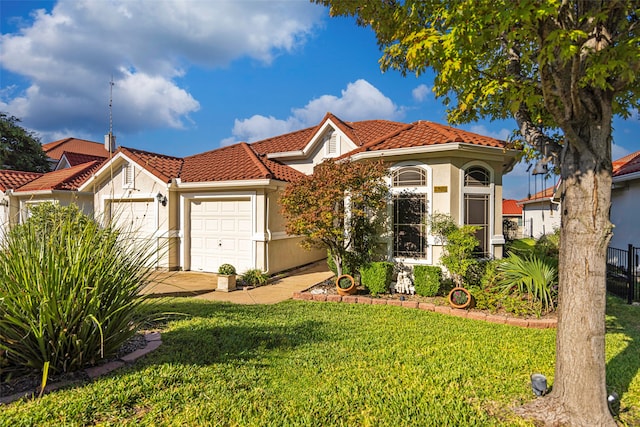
[{"left": 141, "top": 261, "right": 333, "bottom": 304}]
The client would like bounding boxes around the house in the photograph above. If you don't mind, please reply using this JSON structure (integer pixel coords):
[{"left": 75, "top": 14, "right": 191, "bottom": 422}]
[
  {"left": 610, "top": 150, "right": 640, "bottom": 249},
  {"left": 518, "top": 180, "right": 561, "bottom": 238},
  {"left": 79, "top": 113, "right": 519, "bottom": 274},
  {"left": 502, "top": 199, "right": 523, "bottom": 240},
  {"left": 0, "top": 136, "right": 114, "bottom": 237}
]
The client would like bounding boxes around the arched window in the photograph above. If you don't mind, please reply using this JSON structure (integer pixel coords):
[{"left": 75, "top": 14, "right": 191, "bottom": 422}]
[
  {"left": 392, "top": 166, "right": 427, "bottom": 187},
  {"left": 463, "top": 166, "right": 491, "bottom": 256},
  {"left": 391, "top": 165, "right": 429, "bottom": 259},
  {"left": 464, "top": 166, "right": 490, "bottom": 187}
]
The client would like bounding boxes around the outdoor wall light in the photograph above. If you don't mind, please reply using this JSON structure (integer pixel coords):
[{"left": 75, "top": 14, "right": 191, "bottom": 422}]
[
  {"left": 0, "top": 199, "right": 8, "bottom": 207},
  {"left": 156, "top": 192, "right": 167, "bottom": 206}
]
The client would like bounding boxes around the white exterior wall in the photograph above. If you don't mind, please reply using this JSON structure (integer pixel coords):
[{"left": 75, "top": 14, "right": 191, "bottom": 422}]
[
  {"left": 89, "top": 160, "right": 172, "bottom": 269},
  {"left": 521, "top": 201, "right": 561, "bottom": 238},
  {"left": 610, "top": 179, "right": 640, "bottom": 249}
]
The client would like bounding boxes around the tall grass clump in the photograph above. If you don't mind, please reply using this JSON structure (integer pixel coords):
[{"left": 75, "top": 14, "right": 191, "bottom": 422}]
[{"left": 0, "top": 203, "right": 156, "bottom": 379}]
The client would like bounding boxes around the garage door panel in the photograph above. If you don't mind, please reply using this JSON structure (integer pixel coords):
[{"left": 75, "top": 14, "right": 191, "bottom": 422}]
[{"left": 189, "top": 198, "right": 253, "bottom": 272}]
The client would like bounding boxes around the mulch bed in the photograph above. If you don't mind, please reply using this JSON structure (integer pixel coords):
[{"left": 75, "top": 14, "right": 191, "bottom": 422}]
[
  {"left": 301, "top": 278, "right": 558, "bottom": 327},
  {"left": 1, "top": 333, "right": 149, "bottom": 401}
]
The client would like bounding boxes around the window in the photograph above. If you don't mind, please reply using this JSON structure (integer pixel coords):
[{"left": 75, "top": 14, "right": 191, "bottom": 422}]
[
  {"left": 392, "top": 166, "right": 427, "bottom": 187},
  {"left": 465, "top": 166, "right": 490, "bottom": 186},
  {"left": 393, "top": 192, "right": 427, "bottom": 258},
  {"left": 463, "top": 166, "right": 491, "bottom": 256},
  {"left": 123, "top": 163, "right": 134, "bottom": 188},
  {"left": 391, "top": 165, "right": 429, "bottom": 259}
]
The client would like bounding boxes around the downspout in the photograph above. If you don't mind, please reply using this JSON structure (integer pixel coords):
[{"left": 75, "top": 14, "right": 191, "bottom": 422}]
[{"left": 263, "top": 192, "right": 272, "bottom": 274}]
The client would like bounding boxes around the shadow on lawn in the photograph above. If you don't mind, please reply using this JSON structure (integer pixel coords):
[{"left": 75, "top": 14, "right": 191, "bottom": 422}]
[
  {"left": 605, "top": 297, "right": 640, "bottom": 422},
  {"left": 140, "top": 300, "right": 331, "bottom": 366}
]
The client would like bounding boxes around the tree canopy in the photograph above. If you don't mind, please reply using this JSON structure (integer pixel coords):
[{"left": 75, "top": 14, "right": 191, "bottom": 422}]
[
  {"left": 279, "top": 159, "right": 388, "bottom": 277},
  {"left": 317, "top": 1, "right": 640, "bottom": 426},
  {"left": 0, "top": 113, "right": 50, "bottom": 173}
]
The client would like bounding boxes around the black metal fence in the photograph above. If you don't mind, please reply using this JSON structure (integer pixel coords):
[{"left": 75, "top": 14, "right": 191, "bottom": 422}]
[{"left": 606, "top": 244, "right": 640, "bottom": 304}]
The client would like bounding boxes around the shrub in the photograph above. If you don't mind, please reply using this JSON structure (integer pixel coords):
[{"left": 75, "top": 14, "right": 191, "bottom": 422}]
[
  {"left": 497, "top": 253, "right": 558, "bottom": 312},
  {"left": 413, "top": 265, "right": 442, "bottom": 297},
  {"left": 218, "top": 264, "right": 236, "bottom": 275},
  {"left": 0, "top": 203, "right": 155, "bottom": 379},
  {"left": 241, "top": 268, "right": 269, "bottom": 287},
  {"left": 360, "top": 262, "right": 394, "bottom": 295}
]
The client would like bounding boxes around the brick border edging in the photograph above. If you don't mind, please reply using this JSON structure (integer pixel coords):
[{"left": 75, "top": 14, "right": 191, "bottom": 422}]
[
  {"left": 292, "top": 292, "right": 557, "bottom": 329},
  {"left": 0, "top": 331, "right": 162, "bottom": 405}
]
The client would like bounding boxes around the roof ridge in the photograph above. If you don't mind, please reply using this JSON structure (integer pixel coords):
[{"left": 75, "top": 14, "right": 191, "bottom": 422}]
[
  {"left": 241, "top": 143, "right": 272, "bottom": 178},
  {"left": 119, "top": 146, "right": 183, "bottom": 183},
  {"left": 426, "top": 121, "right": 464, "bottom": 142},
  {"left": 338, "top": 122, "right": 414, "bottom": 159}
]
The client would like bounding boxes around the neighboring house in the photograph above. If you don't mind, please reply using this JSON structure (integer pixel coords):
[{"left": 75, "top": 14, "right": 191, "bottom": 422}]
[
  {"left": 502, "top": 199, "right": 523, "bottom": 240},
  {"left": 42, "top": 137, "right": 113, "bottom": 169},
  {"left": 80, "top": 112, "right": 519, "bottom": 274},
  {"left": 610, "top": 150, "right": 640, "bottom": 249},
  {"left": 0, "top": 136, "right": 113, "bottom": 237},
  {"left": 517, "top": 181, "right": 561, "bottom": 238}
]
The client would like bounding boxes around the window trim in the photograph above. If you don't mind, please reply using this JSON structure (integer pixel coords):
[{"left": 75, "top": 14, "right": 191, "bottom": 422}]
[
  {"left": 460, "top": 162, "right": 495, "bottom": 257},
  {"left": 388, "top": 161, "right": 433, "bottom": 264}
]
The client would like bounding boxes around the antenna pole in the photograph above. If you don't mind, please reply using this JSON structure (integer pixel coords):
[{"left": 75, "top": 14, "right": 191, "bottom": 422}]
[{"left": 109, "top": 76, "right": 114, "bottom": 154}]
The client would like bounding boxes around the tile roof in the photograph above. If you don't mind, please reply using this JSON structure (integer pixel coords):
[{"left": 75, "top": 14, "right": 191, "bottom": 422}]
[
  {"left": 42, "top": 138, "right": 109, "bottom": 160},
  {"left": 347, "top": 120, "right": 505, "bottom": 156},
  {"left": 613, "top": 150, "right": 640, "bottom": 177},
  {"left": 0, "top": 170, "right": 43, "bottom": 192},
  {"left": 502, "top": 199, "right": 522, "bottom": 215},
  {"left": 250, "top": 112, "right": 408, "bottom": 155},
  {"left": 60, "top": 151, "right": 108, "bottom": 167},
  {"left": 119, "top": 147, "right": 184, "bottom": 183},
  {"left": 181, "top": 143, "right": 304, "bottom": 183},
  {"left": 518, "top": 182, "right": 559, "bottom": 204},
  {"left": 15, "top": 161, "right": 104, "bottom": 192}
]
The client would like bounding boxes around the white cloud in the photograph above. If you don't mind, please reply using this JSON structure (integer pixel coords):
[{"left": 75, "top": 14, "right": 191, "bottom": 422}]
[
  {"left": 225, "top": 79, "right": 403, "bottom": 143},
  {"left": 412, "top": 84, "right": 430, "bottom": 102},
  {"left": 0, "top": 0, "right": 323, "bottom": 137},
  {"left": 612, "top": 142, "right": 630, "bottom": 161},
  {"left": 468, "top": 124, "right": 512, "bottom": 141}
]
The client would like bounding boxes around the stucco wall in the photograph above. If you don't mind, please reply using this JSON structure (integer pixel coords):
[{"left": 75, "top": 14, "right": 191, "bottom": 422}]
[
  {"left": 610, "top": 179, "right": 640, "bottom": 249},
  {"left": 88, "top": 159, "right": 173, "bottom": 269}
]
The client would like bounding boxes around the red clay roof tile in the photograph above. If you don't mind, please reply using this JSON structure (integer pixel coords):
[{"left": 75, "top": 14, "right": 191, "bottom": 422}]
[
  {"left": 181, "top": 143, "right": 303, "bottom": 183},
  {"left": 16, "top": 161, "right": 104, "bottom": 192},
  {"left": 502, "top": 199, "right": 523, "bottom": 215},
  {"left": 0, "top": 170, "right": 43, "bottom": 192},
  {"left": 613, "top": 150, "right": 640, "bottom": 177},
  {"left": 43, "top": 138, "right": 109, "bottom": 160},
  {"left": 60, "top": 151, "right": 108, "bottom": 167},
  {"left": 119, "top": 147, "right": 183, "bottom": 183}
]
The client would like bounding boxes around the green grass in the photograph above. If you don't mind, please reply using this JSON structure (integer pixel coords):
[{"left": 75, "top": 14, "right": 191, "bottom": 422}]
[{"left": 1, "top": 297, "right": 638, "bottom": 426}]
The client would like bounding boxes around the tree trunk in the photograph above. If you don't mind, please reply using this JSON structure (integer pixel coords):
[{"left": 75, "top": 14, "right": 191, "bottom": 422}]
[{"left": 516, "top": 117, "right": 616, "bottom": 426}]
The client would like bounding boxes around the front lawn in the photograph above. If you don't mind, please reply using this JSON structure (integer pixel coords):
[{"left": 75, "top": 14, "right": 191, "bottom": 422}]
[{"left": 1, "top": 297, "right": 638, "bottom": 426}]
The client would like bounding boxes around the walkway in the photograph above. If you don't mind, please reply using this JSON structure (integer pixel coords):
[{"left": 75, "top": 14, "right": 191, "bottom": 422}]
[{"left": 142, "top": 261, "right": 334, "bottom": 304}]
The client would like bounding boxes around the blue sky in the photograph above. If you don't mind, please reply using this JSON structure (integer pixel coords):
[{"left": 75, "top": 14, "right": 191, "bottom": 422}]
[{"left": 1, "top": 0, "right": 638, "bottom": 199}]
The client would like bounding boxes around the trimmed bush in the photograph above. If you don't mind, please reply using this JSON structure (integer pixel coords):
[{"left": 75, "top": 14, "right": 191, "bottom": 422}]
[
  {"left": 360, "top": 262, "right": 394, "bottom": 295},
  {"left": 218, "top": 264, "right": 236, "bottom": 275},
  {"left": 0, "top": 203, "right": 156, "bottom": 378},
  {"left": 413, "top": 265, "right": 442, "bottom": 297}
]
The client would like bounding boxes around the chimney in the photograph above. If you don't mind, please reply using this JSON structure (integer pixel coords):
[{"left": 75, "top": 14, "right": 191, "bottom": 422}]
[{"left": 104, "top": 133, "right": 116, "bottom": 153}]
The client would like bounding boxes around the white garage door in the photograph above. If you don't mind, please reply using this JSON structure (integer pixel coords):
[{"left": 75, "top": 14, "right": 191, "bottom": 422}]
[
  {"left": 110, "top": 199, "right": 158, "bottom": 264},
  {"left": 190, "top": 198, "right": 252, "bottom": 273}
]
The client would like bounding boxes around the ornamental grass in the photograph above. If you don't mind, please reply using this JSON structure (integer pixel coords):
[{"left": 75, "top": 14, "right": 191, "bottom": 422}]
[{"left": 0, "top": 204, "right": 156, "bottom": 380}]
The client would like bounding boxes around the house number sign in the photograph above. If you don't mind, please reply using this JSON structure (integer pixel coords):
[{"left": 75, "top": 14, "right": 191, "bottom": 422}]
[{"left": 434, "top": 186, "right": 448, "bottom": 193}]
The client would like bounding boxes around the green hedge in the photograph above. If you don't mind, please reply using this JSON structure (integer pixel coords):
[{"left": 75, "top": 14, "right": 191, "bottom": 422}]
[
  {"left": 413, "top": 265, "right": 442, "bottom": 297},
  {"left": 360, "top": 262, "right": 394, "bottom": 296}
]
